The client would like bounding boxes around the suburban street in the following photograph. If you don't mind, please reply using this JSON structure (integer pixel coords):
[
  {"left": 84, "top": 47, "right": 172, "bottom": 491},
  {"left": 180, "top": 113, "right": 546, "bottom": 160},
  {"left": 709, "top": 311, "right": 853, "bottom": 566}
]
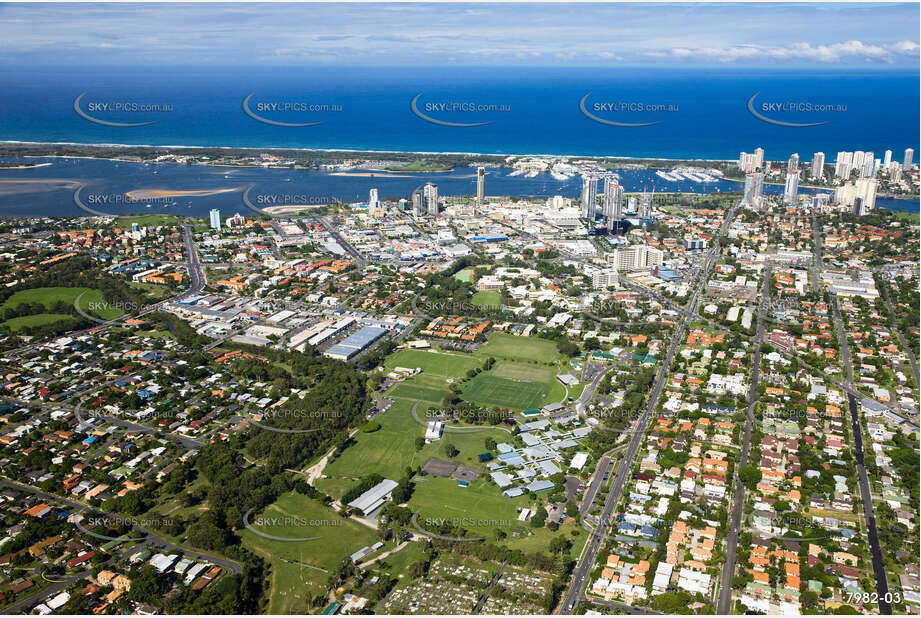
[
  {"left": 818, "top": 212, "right": 892, "bottom": 615},
  {"left": 716, "top": 262, "right": 771, "bottom": 613},
  {"left": 560, "top": 202, "right": 739, "bottom": 613}
]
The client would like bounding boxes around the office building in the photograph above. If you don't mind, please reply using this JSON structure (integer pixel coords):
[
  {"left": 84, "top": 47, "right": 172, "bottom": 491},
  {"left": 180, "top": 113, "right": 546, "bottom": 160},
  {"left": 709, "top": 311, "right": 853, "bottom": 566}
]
[
  {"left": 638, "top": 193, "right": 652, "bottom": 219},
  {"left": 861, "top": 152, "right": 875, "bottom": 178},
  {"left": 853, "top": 196, "right": 867, "bottom": 217},
  {"left": 742, "top": 172, "right": 764, "bottom": 208},
  {"left": 592, "top": 270, "right": 619, "bottom": 290},
  {"left": 783, "top": 170, "right": 799, "bottom": 206},
  {"left": 811, "top": 193, "right": 830, "bottom": 212},
  {"left": 811, "top": 152, "right": 824, "bottom": 179},
  {"left": 835, "top": 178, "right": 877, "bottom": 212},
  {"left": 852, "top": 151, "right": 866, "bottom": 173},
  {"left": 883, "top": 150, "right": 892, "bottom": 168},
  {"left": 209, "top": 208, "right": 221, "bottom": 230},
  {"left": 835, "top": 151, "right": 852, "bottom": 179},
  {"left": 581, "top": 175, "right": 598, "bottom": 219},
  {"left": 611, "top": 245, "right": 663, "bottom": 271},
  {"left": 476, "top": 167, "right": 485, "bottom": 203},
  {"left": 904, "top": 148, "right": 914, "bottom": 171},
  {"left": 787, "top": 153, "right": 799, "bottom": 172},
  {"left": 411, "top": 187, "right": 423, "bottom": 217},
  {"left": 602, "top": 177, "right": 623, "bottom": 229},
  {"left": 423, "top": 183, "right": 438, "bottom": 216},
  {"left": 368, "top": 188, "right": 380, "bottom": 217}
]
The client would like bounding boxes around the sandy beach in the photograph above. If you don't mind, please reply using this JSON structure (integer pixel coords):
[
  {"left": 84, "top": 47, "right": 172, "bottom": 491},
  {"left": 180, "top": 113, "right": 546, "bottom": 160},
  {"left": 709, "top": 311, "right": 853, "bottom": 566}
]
[{"left": 124, "top": 186, "right": 244, "bottom": 200}]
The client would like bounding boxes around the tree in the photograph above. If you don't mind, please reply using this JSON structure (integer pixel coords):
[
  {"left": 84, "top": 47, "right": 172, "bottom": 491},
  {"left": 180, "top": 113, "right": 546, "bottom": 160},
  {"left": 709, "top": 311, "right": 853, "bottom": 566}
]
[
  {"left": 530, "top": 507, "right": 548, "bottom": 528},
  {"left": 556, "top": 338, "right": 579, "bottom": 357},
  {"left": 444, "top": 442, "right": 459, "bottom": 458},
  {"left": 738, "top": 465, "right": 762, "bottom": 490}
]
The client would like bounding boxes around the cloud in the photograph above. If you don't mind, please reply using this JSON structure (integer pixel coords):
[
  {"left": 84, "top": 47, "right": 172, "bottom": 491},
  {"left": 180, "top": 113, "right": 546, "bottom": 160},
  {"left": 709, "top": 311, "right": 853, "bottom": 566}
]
[{"left": 660, "top": 40, "right": 919, "bottom": 64}]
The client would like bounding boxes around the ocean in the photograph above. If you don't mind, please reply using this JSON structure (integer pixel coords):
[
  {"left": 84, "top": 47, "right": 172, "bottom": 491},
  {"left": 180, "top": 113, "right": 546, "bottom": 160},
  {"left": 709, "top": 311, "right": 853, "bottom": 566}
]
[
  {"left": 0, "top": 66, "right": 917, "bottom": 217},
  {"left": 0, "top": 66, "right": 918, "bottom": 160}
]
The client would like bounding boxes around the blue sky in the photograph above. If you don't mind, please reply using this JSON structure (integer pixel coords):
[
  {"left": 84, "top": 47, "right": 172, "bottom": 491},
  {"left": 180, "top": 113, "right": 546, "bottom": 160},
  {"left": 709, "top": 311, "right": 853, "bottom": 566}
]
[{"left": 0, "top": 2, "right": 918, "bottom": 68}]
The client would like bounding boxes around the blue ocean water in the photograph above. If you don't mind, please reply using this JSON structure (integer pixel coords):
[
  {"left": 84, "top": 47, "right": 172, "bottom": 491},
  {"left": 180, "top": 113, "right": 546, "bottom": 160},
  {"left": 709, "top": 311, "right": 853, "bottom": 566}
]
[{"left": 0, "top": 66, "right": 918, "bottom": 160}]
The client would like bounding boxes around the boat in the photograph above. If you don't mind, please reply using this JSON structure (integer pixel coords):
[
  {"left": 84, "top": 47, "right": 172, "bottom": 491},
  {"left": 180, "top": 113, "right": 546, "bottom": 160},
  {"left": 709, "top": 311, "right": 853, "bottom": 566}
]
[{"left": 551, "top": 170, "right": 572, "bottom": 181}]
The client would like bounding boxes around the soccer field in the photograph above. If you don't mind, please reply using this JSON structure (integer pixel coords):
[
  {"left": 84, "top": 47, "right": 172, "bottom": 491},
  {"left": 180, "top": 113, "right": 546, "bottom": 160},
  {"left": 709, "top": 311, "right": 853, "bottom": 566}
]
[
  {"left": 474, "top": 332, "right": 561, "bottom": 364},
  {"left": 490, "top": 361, "right": 555, "bottom": 382},
  {"left": 385, "top": 349, "right": 481, "bottom": 378},
  {"left": 462, "top": 373, "right": 552, "bottom": 410}
]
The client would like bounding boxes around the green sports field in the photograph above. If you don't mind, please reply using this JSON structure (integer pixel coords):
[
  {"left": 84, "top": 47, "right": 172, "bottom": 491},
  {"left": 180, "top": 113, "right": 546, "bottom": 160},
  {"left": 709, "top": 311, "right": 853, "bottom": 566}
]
[
  {"left": 471, "top": 290, "right": 501, "bottom": 308},
  {"left": 474, "top": 332, "right": 561, "bottom": 364},
  {"left": 462, "top": 373, "right": 554, "bottom": 410},
  {"left": 0, "top": 287, "right": 125, "bottom": 331},
  {"left": 2, "top": 313, "right": 77, "bottom": 332},
  {"left": 490, "top": 361, "right": 556, "bottom": 382},
  {"left": 2, "top": 286, "right": 123, "bottom": 318},
  {"left": 453, "top": 267, "right": 476, "bottom": 282},
  {"left": 385, "top": 349, "right": 481, "bottom": 377}
]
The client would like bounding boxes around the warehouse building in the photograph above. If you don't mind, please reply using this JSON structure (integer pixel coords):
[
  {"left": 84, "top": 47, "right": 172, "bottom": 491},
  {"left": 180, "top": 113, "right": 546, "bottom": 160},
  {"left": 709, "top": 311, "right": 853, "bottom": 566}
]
[
  {"left": 324, "top": 326, "right": 389, "bottom": 361},
  {"left": 347, "top": 479, "right": 398, "bottom": 516}
]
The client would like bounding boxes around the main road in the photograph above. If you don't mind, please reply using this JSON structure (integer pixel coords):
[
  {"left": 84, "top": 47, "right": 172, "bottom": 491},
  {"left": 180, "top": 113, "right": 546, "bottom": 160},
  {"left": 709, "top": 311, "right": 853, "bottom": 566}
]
[
  {"left": 716, "top": 262, "right": 771, "bottom": 613},
  {"left": 830, "top": 295, "right": 892, "bottom": 615},
  {"left": 560, "top": 202, "right": 740, "bottom": 613},
  {"left": 817, "top": 214, "right": 892, "bottom": 614}
]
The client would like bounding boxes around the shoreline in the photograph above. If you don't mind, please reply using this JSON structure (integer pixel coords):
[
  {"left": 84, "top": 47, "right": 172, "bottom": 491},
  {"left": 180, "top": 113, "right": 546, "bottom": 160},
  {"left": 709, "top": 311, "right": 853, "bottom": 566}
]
[{"left": 0, "top": 139, "right": 739, "bottom": 164}]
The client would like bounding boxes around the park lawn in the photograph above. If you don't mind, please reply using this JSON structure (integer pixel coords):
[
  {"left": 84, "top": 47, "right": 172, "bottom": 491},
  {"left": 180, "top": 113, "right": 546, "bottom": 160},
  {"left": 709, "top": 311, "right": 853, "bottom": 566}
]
[
  {"left": 384, "top": 349, "right": 481, "bottom": 378},
  {"left": 462, "top": 373, "right": 557, "bottom": 411},
  {"left": 2, "top": 286, "right": 124, "bottom": 320},
  {"left": 390, "top": 377, "right": 451, "bottom": 404},
  {"left": 566, "top": 382, "right": 586, "bottom": 400},
  {"left": 239, "top": 491, "right": 378, "bottom": 614},
  {"left": 128, "top": 281, "right": 173, "bottom": 299},
  {"left": 371, "top": 540, "right": 427, "bottom": 587},
  {"left": 474, "top": 332, "right": 562, "bottom": 365},
  {"left": 471, "top": 290, "right": 501, "bottom": 308},
  {"left": 490, "top": 361, "right": 556, "bottom": 382},
  {"left": 407, "top": 476, "right": 584, "bottom": 557},
  {"left": 2, "top": 314, "right": 77, "bottom": 331},
  {"left": 453, "top": 267, "right": 476, "bottom": 283},
  {"left": 316, "top": 398, "right": 509, "bottom": 500}
]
